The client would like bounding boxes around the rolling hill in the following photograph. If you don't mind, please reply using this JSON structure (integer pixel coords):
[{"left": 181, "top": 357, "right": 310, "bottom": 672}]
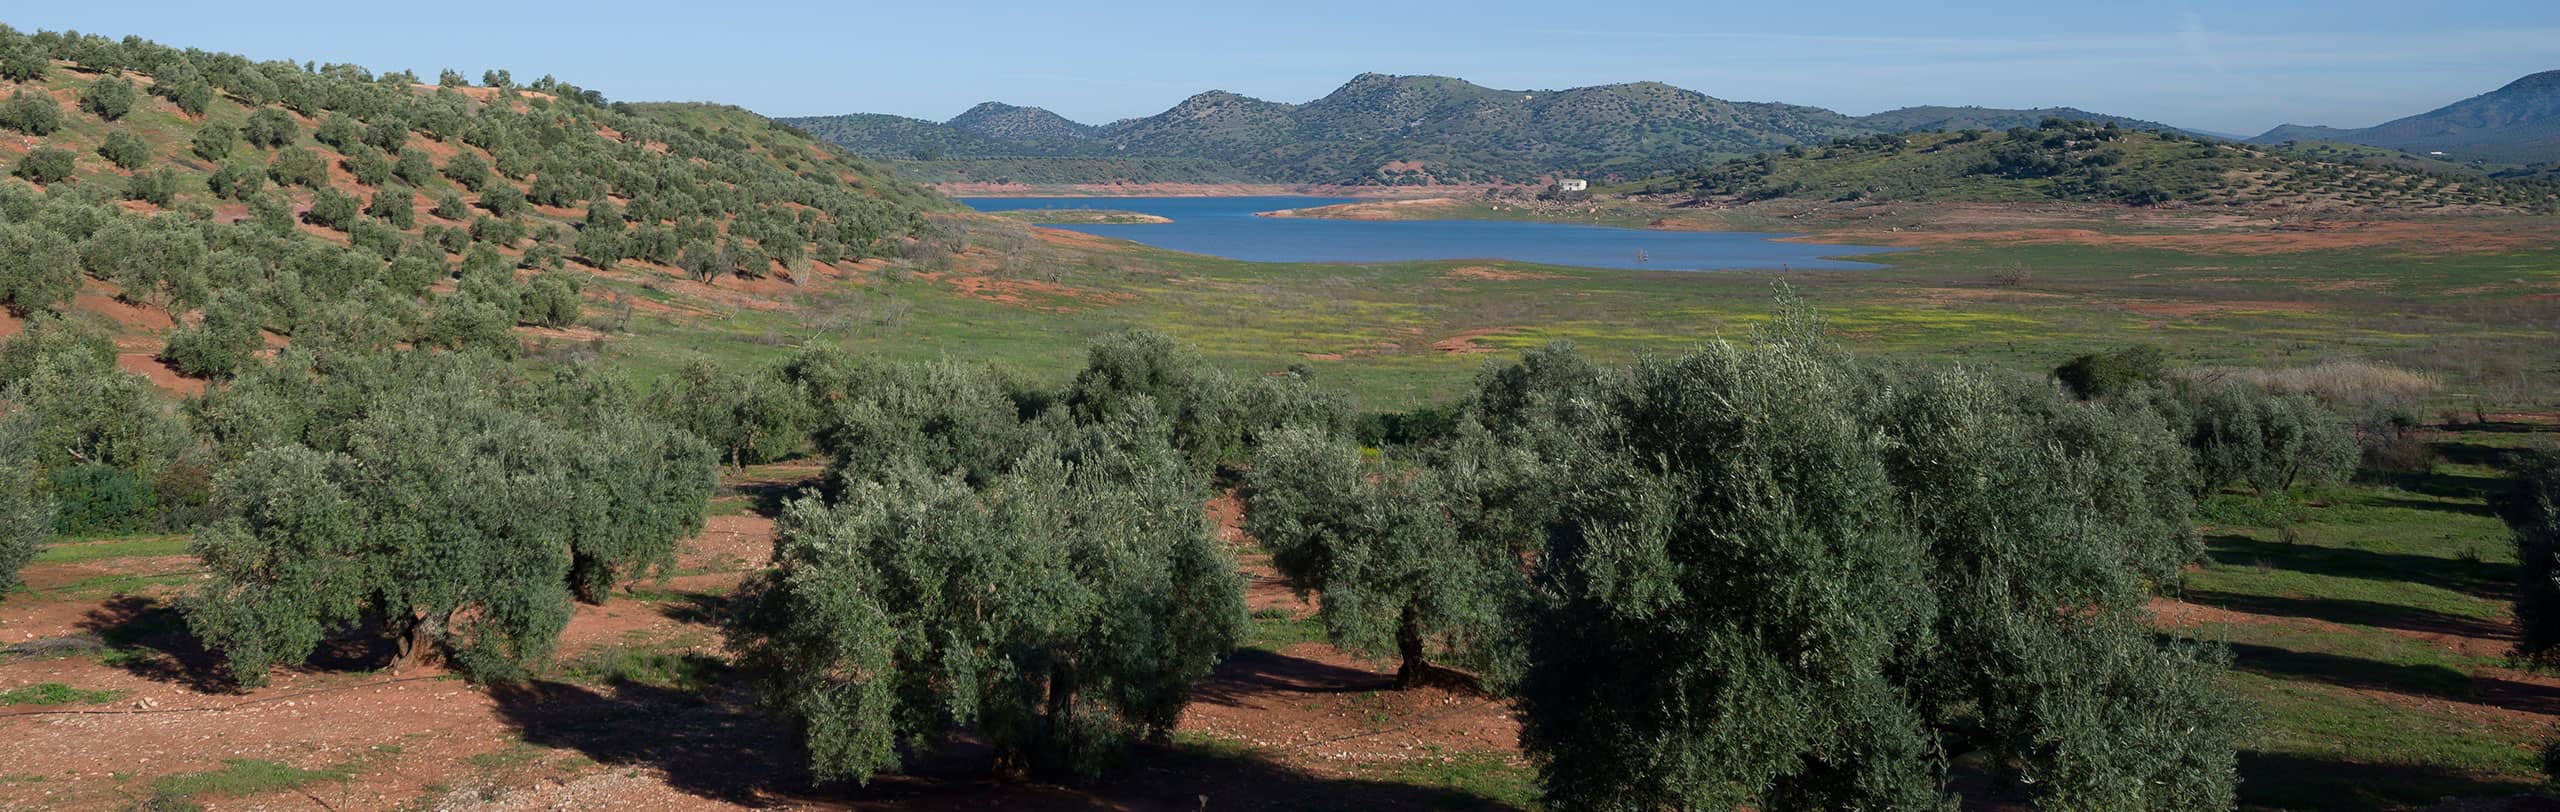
[
  {"left": 782, "top": 74, "right": 2195, "bottom": 186},
  {"left": 2252, "top": 70, "right": 2560, "bottom": 163},
  {"left": 0, "top": 23, "right": 946, "bottom": 392},
  {"left": 1653, "top": 120, "right": 2559, "bottom": 212}
]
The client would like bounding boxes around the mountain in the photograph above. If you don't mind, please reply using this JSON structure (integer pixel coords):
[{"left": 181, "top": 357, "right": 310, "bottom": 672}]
[
  {"left": 947, "top": 102, "right": 1100, "bottom": 145},
  {"left": 1854, "top": 106, "right": 2191, "bottom": 137},
  {"left": 786, "top": 74, "right": 2098, "bottom": 185},
  {"left": 1653, "top": 120, "right": 2557, "bottom": 212},
  {"left": 2252, "top": 71, "right": 2560, "bottom": 163}
]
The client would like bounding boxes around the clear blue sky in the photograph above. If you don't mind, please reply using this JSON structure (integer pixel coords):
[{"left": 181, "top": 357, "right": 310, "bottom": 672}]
[{"left": 11, "top": 2, "right": 2558, "bottom": 135}]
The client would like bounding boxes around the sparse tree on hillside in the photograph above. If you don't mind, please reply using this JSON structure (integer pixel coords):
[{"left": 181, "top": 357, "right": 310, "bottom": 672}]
[
  {"left": 206, "top": 159, "right": 265, "bottom": 199},
  {"left": 365, "top": 186, "right": 415, "bottom": 228},
  {"left": 242, "top": 107, "right": 299, "bottom": 148},
  {"left": 392, "top": 149, "right": 434, "bottom": 186},
  {"left": 14, "top": 146, "right": 75, "bottom": 185},
  {"left": 79, "top": 74, "right": 136, "bottom": 121},
  {"left": 191, "top": 120, "right": 237, "bottom": 161},
  {"left": 517, "top": 271, "right": 581, "bottom": 328},
  {"left": 0, "top": 223, "right": 80, "bottom": 316},
  {"left": 159, "top": 300, "right": 262, "bottom": 380},
  {"left": 302, "top": 186, "right": 358, "bottom": 230},
  {"left": 443, "top": 150, "right": 489, "bottom": 191},
  {"left": 0, "top": 46, "right": 48, "bottom": 83},
  {"left": 268, "top": 145, "right": 326, "bottom": 187},
  {"left": 481, "top": 69, "right": 511, "bottom": 89},
  {"left": 0, "top": 88, "right": 61, "bottom": 136},
  {"left": 99, "top": 130, "right": 151, "bottom": 170},
  {"left": 437, "top": 68, "right": 465, "bottom": 88}
]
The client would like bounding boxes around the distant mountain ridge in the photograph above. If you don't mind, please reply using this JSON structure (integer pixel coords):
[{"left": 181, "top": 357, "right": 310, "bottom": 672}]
[
  {"left": 2252, "top": 71, "right": 2560, "bottom": 163},
  {"left": 781, "top": 73, "right": 2196, "bottom": 186}
]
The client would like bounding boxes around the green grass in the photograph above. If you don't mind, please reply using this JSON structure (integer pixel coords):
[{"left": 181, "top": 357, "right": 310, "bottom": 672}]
[
  {"left": 0, "top": 682, "right": 127, "bottom": 706},
  {"left": 2163, "top": 431, "right": 2555, "bottom": 810},
  {"left": 1350, "top": 748, "right": 1541, "bottom": 809},
  {"left": 1243, "top": 608, "right": 1328, "bottom": 653},
  {"left": 143, "top": 757, "right": 364, "bottom": 809},
  {"left": 557, "top": 632, "right": 724, "bottom": 693},
  {"left": 33, "top": 535, "right": 190, "bottom": 564}
]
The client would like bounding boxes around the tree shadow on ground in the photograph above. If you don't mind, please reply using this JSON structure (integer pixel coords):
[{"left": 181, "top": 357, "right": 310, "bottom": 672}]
[
  {"left": 490, "top": 676, "right": 1524, "bottom": 810},
  {"left": 652, "top": 591, "right": 734, "bottom": 626},
  {"left": 2222, "top": 642, "right": 2471, "bottom": 700},
  {"left": 2238, "top": 750, "right": 2550, "bottom": 812},
  {"left": 2204, "top": 534, "right": 2514, "bottom": 601},
  {"left": 2185, "top": 589, "right": 2514, "bottom": 641},
  {"left": 2376, "top": 466, "right": 2511, "bottom": 506},
  {"left": 1188, "top": 648, "right": 1395, "bottom": 708},
  {"left": 2470, "top": 673, "right": 2560, "bottom": 717},
  {"left": 76, "top": 595, "right": 229, "bottom": 692},
  {"left": 723, "top": 476, "right": 815, "bottom": 519}
]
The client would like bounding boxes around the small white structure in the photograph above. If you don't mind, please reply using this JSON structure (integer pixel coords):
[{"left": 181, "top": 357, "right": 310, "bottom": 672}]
[{"left": 1556, "top": 178, "right": 1589, "bottom": 192}]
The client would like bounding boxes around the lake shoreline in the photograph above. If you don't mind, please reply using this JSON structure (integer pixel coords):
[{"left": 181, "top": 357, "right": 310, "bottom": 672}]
[
  {"left": 961, "top": 196, "right": 1901, "bottom": 271},
  {"left": 933, "top": 182, "right": 1519, "bottom": 199}
]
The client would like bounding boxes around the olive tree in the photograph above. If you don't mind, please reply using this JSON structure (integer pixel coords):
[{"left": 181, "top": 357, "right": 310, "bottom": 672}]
[
  {"left": 2498, "top": 447, "right": 2560, "bottom": 668},
  {"left": 1, "top": 88, "right": 61, "bottom": 136},
  {"left": 1487, "top": 309, "right": 2238, "bottom": 811},
  {"left": 0, "top": 222, "right": 79, "bottom": 315},
  {"left": 79, "top": 74, "right": 136, "bottom": 121},
  {"left": 659, "top": 360, "right": 809, "bottom": 469},
  {"left": 1244, "top": 426, "right": 1509, "bottom": 687},
  {"left": 0, "top": 408, "right": 48, "bottom": 596},
  {"left": 726, "top": 410, "right": 1244, "bottom": 783},
  {"left": 99, "top": 130, "right": 151, "bottom": 170},
  {"left": 184, "top": 351, "right": 715, "bottom": 685},
  {"left": 242, "top": 107, "right": 298, "bottom": 148},
  {"left": 15, "top": 146, "right": 75, "bottom": 185}
]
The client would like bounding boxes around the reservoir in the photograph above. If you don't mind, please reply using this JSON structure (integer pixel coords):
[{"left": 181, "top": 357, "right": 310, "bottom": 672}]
[{"left": 960, "top": 196, "right": 1901, "bottom": 271}]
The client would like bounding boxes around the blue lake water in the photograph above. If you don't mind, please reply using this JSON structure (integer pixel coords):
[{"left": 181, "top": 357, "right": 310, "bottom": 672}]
[{"left": 960, "top": 196, "right": 1901, "bottom": 271}]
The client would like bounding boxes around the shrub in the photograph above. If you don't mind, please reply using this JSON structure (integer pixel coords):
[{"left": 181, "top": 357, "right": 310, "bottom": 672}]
[
  {"left": 79, "top": 75, "right": 137, "bottom": 121},
  {"left": 2056, "top": 344, "right": 2168, "bottom": 400},
  {"left": 0, "top": 88, "right": 61, "bottom": 136},
  {"left": 99, "top": 131, "right": 151, "bottom": 170},
  {"left": 14, "top": 146, "right": 75, "bottom": 184},
  {"left": 48, "top": 464, "right": 157, "bottom": 535}
]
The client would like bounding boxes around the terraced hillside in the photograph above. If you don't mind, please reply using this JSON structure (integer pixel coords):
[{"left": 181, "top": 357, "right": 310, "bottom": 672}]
[
  {"left": 1656, "top": 120, "right": 2560, "bottom": 212},
  {"left": 0, "top": 24, "right": 944, "bottom": 390}
]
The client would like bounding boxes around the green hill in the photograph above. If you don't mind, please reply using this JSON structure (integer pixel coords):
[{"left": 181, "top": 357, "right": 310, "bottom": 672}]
[
  {"left": 1855, "top": 105, "right": 2191, "bottom": 137},
  {"left": 1649, "top": 121, "right": 2560, "bottom": 211},
  {"left": 2252, "top": 70, "right": 2560, "bottom": 163},
  {"left": 0, "top": 23, "right": 944, "bottom": 380}
]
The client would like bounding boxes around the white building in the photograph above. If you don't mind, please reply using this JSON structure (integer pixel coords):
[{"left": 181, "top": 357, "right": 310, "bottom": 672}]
[{"left": 1556, "top": 179, "right": 1589, "bottom": 192}]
